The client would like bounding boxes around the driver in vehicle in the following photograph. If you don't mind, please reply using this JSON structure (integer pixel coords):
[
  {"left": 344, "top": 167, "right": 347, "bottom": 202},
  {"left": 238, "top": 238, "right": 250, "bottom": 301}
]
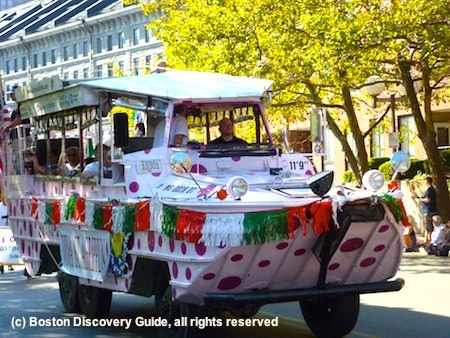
[{"left": 209, "top": 117, "right": 248, "bottom": 146}]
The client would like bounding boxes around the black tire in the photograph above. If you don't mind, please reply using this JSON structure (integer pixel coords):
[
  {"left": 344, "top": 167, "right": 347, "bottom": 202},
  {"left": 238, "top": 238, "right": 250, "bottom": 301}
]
[
  {"left": 300, "top": 294, "right": 360, "bottom": 338},
  {"left": 57, "top": 272, "right": 81, "bottom": 313},
  {"left": 155, "top": 286, "right": 196, "bottom": 338},
  {"left": 78, "top": 284, "right": 112, "bottom": 319}
]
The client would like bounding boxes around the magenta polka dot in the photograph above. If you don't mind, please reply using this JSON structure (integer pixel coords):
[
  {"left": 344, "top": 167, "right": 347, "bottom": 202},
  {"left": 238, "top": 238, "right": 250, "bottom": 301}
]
[
  {"left": 294, "top": 248, "right": 306, "bottom": 256},
  {"left": 340, "top": 238, "right": 363, "bottom": 252},
  {"left": 29, "top": 224, "right": 33, "bottom": 237},
  {"left": 360, "top": 257, "right": 376, "bottom": 267},
  {"left": 195, "top": 242, "right": 207, "bottom": 256},
  {"left": 203, "top": 273, "right": 215, "bottom": 280},
  {"left": 27, "top": 245, "right": 31, "bottom": 256},
  {"left": 231, "top": 156, "right": 241, "bottom": 162},
  {"left": 186, "top": 268, "right": 192, "bottom": 280},
  {"left": 181, "top": 242, "right": 187, "bottom": 255},
  {"left": 172, "top": 262, "right": 178, "bottom": 278},
  {"left": 158, "top": 235, "right": 163, "bottom": 248},
  {"left": 21, "top": 241, "right": 25, "bottom": 253},
  {"left": 169, "top": 238, "right": 175, "bottom": 253},
  {"left": 329, "top": 263, "right": 340, "bottom": 270},
  {"left": 258, "top": 260, "right": 271, "bottom": 267},
  {"left": 217, "top": 276, "right": 242, "bottom": 290},
  {"left": 191, "top": 164, "right": 208, "bottom": 174},
  {"left": 378, "top": 224, "right": 390, "bottom": 233},
  {"left": 218, "top": 243, "right": 226, "bottom": 249},
  {"left": 305, "top": 170, "right": 313, "bottom": 176},
  {"left": 172, "top": 287, "right": 176, "bottom": 300},
  {"left": 129, "top": 181, "right": 139, "bottom": 193},
  {"left": 136, "top": 238, "right": 141, "bottom": 250},
  {"left": 231, "top": 254, "right": 243, "bottom": 262},
  {"left": 148, "top": 232, "right": 155, "bottom": 251},
  {"left": 151, "top": 172, "right": 161, "bottom": 177},
  {"left": 144, "top": 149, "right": 151, "bottom": 154},
  {"left": 374, "top": 244, "right": 385, "bottom": 252},
  {"left": 276, "top": 242, "right": 289, "bottom": 250}
]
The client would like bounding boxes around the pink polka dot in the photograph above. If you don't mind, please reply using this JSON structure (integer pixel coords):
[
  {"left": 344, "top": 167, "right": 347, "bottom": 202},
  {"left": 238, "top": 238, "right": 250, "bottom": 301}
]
[
  {"left": 329, "top": 263, "right": 340, "bottom": 270},
  {"left": 195, "top": 242, "right": 207, "bottom": 256},
  {"left": 231, "top": 157, "right": 241, "bottom": 162},
  {"left": 158, "top": 235, "right": 163, "bottom": 248},
  {"left": 378, "top": 224, "right": 390, "bottom": 233},
  {"left": 172, "top": 262, "right": 178, "bottom": 278},
  {"left": 258, "top": 260, "right": 271, "bottom": 267},
  {"left": 186, "top": 268, "right": 191, "bottom": 280},
  {"left": 169, "top": 238, "right": 175, "bottom": 252},
  {"left": 231, "top": 254, "right": 243, "bottom": 262},
  {"left": 292, "top": 216, "right": 301, "bottom": 232},
  {"left": 294, "top": 248, "right": 306, "bottom": 256},
  {"left": 218, "top": 243, "right": 226, "bottom": 249},
  {"left": 137, "top": 238, "right": 141, "bottom": 250},
  {"left": 148, "top": 232, "right": 155, "bottom": 251},
  {"left": 144, "top": 149, "right": 151, "bottom": 154},
  {"left": 181, "top": 242, "right": 187, "bottom": 255},
  {"left": 360, "top": 257, "right": 376, "bottom": 267},
  {"left": 217, "top": 276, "right": 242, "bottom": 290},
  {"left": 374, "top": 244, "right": 385, "bottom": 252},
  {"left": 191, "top": 164, "right": 208, "bottom": 174},
  {"left": 340, "top": 238, "right": 363, "bottom": 252},
  {"left": 305, "top": 170, "right": 313, "bottom": 176},
  {"left": 151, "top": 172, "right": 161, "bottom": 177},
  {"left": 129, "top": 182, "right": 139, "bottom": 193},
  {"left": 276, "top": 242, "right": 289, "bottom": 250},
  {"left": 203, "top": 273, "right": 215, "bottom": 280}
]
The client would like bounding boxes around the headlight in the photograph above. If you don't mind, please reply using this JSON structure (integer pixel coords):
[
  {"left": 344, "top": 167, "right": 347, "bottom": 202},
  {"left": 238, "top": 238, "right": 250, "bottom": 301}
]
[
  {"left": 226, "top": 176, "right": 249, "bottom": 199},
  {"left": 362, "top": 169, "right": 385, "bottom": 192}
]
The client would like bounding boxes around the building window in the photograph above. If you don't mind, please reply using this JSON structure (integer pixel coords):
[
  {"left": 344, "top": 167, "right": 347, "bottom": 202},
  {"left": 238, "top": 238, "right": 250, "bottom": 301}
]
[
  {"left": 107, "top": 64, "right": 113, "bottom": 77},
  {"left": 145, "top": 29, "right": 151, "bottom": 43},
  {"left": 83, "top": 41, "right": 88, "bottom": 57},
  {"left": 51, "top": 49, "right": 56, "bottom": 64},
  {"left": 95, "top": 64, "right": 103, "bottom": 77},
  {"left": 73, "top": 44, "right": 78, "bottom": 59},
  {"left": 22, "top": 56, "right": 26, "bottom": 70},
  {"left": 398, "top": 115, "right": 415, "bottom": 156},
  {"left": 73, "top": 70, "right": 78, "bottom": 79},
  {"left": 63, "top": 46, "right": 69, "bottom": 61},
  {"left": 133, "top": 28, "right": 139, "bottom": 45},
  {"left": 107, "top": 35, "right": 113, "bottom": 51},
  {"left": 96, "top": 38, "right": 102, "bottom": 53},
  {"left": 133, "top": 57, "right": 140, "bottom": 74},
  {"left": 6, "top": 60, "right": 10, "bottom": 74},
  {"left": 42, "top": 51, "right": 47, "bottom": 66},
  {"left": 83, "top": 68, "right": 89, "bottom": 78},
  {"left": 118, "top": 31, "right": 124, "bottom": 49},
  {"left": 63, "top": 72, "right": 69, "bottom": 80},
  {"left": 118, "top": 61, "right": 124, "bottom": 72},
  {"left": 33, "top": 53, "right": 38, "bottom": 68},
  {"left": 145, "top": 55, "right": 152, "bottom": 67},
  {"left": 370, "top": 119, "right": 385, "bottom": 158},
  {"left": 14, "top": 58, "right": 18, "bottom": 72},
  {"left": 435, "top": 123, "right": 450, "bottom": 149}
]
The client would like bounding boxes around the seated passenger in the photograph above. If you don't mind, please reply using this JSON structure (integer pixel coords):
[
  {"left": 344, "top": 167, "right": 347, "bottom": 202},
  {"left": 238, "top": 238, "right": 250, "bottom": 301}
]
[
  {"left": 134, "top": 122, "right": 146, "bottom": 137},
  {"left": 153, "top": 105, "right": 188, "bottom": 147},
  {"left": 80, "top": 144, "right": 112, "bottom": 179},
  {"left": 65, "top": 146, "right": 81, "bottom": 177},
  {"left": 209, "top": 118, "right": 248, "bottom": 146},
  {"left": 32, "top": 149, "right": 59, "bottom": 175}
]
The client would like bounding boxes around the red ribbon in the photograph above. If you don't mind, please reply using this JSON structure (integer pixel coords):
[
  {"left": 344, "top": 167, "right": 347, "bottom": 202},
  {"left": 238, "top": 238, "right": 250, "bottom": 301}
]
[
  {"left": 135, "top": 200, "right": 151, "bottom": 231},
  {"left": 102, "top": 205, "right": 112, "bottom": 232},
  {"left": 74, "top": 197, "right": 86, "bottom": 223},
  {"left": 176, "top": 209, "right": 206, "bottom": 243}
]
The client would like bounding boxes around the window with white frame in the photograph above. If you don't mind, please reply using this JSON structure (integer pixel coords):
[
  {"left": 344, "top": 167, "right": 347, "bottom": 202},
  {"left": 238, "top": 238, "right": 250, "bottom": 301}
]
[
  {"left": 107, "top": 35, "right": 113, "bottom": 51},
  {"left": 133, "top": 28, "right": 139, "bottom": 45},
  {"left": 435, "top": 122, "right": 450, "bottom": 149},
  {"left": 118, "top": 31, "right": 124, "bottom": 48}
]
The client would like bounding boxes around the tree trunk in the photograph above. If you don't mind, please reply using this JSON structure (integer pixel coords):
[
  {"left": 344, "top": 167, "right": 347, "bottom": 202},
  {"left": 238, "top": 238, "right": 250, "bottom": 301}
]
[{"left": 399, "top": 60, "right": 450, "bottom": 221}]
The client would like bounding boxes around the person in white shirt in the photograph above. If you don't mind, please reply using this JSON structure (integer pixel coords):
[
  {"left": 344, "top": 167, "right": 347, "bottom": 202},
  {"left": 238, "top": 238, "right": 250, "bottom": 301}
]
[
  {"left": 153, "top": 105, "right": 188, "bottom": 147},
  {"left": 425, "top": 214, "right": 449, "bottom": 255},
  {"left": 80, "top": 144, "right": 112, "bottom": 179}
]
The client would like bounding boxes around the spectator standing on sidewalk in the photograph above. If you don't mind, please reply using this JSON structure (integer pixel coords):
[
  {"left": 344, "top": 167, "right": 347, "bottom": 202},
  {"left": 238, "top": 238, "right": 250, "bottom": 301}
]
[{"left": 418, "top": 176, "right": 438, "bottom": 244}]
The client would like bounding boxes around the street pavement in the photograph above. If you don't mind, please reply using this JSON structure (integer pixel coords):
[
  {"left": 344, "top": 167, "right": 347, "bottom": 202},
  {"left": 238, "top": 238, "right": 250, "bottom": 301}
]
[{"left": 0, "top": 248, "right": 449, "bottom": 337}]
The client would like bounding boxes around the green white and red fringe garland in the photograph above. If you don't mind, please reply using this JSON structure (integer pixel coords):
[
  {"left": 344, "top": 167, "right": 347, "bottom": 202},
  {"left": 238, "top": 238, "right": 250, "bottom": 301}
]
[{"left": 30, "top": 194, "right": 410, "bottom": 252}]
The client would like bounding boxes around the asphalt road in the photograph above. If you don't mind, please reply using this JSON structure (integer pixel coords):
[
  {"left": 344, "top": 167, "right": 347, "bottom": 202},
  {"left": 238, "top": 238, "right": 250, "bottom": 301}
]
[{"left": 0, "top": 249, "right": 449, "bottom": 338}]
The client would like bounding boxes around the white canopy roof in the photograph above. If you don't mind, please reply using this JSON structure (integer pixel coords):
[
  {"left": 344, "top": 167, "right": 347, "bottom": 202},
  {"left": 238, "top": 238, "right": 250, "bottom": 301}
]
[{"left": 80, "top": 70, "right": 273, "bottom": 101}]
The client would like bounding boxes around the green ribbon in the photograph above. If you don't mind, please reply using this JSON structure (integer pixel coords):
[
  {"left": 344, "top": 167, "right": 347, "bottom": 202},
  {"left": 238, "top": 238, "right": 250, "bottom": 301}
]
[
  {"left": 45, "top": 202, "right": 53, "bottom": 225},
  {"left": 93, "top": 204, "right": 103, "bottom": 230},
  {"left": 162, "top": 205, "right": 179, "bottom": 238},
  {"left": 123, "top": 204, "right": 136, "bottom": 234},
  {"left": 243, "top": 210, "right": 289, "bottom": 245},
  {"left": 376, "top": 193, "right": 404, "bottom": 222},
  {"left": 65, "top": 195, "right": 77, "bottom": 220}
]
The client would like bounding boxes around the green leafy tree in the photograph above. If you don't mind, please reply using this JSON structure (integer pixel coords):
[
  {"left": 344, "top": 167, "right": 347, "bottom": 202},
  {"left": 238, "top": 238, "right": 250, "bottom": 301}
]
[{"left": 126, "top": 0, "right": 450, "bottom": 218}]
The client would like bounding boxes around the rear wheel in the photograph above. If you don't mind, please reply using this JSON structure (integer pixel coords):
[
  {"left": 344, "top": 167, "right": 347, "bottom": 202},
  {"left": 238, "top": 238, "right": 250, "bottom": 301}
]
[
  {"left": 300, "top": 294, "right": 360, "bottom": 338},
  {"left": 78, "top": 284, "right": 112, "bottom": 319},
  {"left": 57, "top": 272, "right": 81, "bottom": 313}
]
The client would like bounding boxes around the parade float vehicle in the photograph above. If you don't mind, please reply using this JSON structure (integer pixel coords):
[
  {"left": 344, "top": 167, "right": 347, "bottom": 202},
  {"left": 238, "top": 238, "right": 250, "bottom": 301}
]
[{"left": 1, "top": 71, "right": 410, "bottom": 337}]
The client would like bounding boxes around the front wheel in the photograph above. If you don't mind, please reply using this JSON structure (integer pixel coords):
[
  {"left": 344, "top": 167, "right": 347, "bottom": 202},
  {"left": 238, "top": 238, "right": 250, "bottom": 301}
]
[
  {"left": 300, "top": 294, "right": 360, "bottom": 338},
  {"left": 78, "top": 284, "right": 112, "bottom": 319},
  {"left": 57, "top": 272, "right": 81, "bottom": 313}
]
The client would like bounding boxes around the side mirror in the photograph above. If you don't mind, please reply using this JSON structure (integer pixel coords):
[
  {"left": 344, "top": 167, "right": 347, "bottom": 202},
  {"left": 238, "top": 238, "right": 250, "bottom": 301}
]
[
  {"left": 114, "top": 113, "right": 129, "bottom": 148},
  {"left": 170, "top": 152, "right": 193, "bottom": 175},
  {"left": 307, "top": 170, "right": 333, "bottom": 197}
]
